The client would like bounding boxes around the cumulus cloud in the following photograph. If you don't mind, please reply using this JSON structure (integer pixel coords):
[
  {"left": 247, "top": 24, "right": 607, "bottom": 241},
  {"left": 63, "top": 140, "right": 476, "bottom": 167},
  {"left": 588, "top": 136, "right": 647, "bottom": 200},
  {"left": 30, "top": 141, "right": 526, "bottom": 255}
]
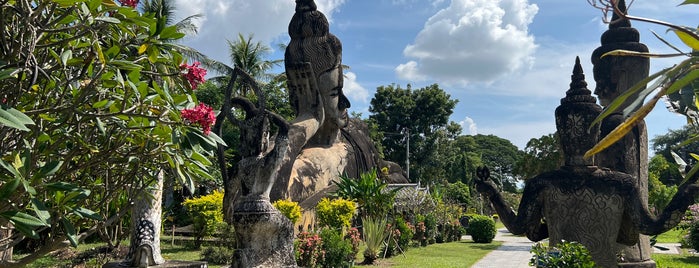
[
  {"left": 343, "top": 72, "right": 370, "bottom": 104},
  {"left": 459, "top": 116, "right": 478, "bottom": 135},
  {"left": 175, "top": 0, "right": 346, "bottom": 67},
  {"left": 396, "top": 0, "right": 538, "bottom": 85}
]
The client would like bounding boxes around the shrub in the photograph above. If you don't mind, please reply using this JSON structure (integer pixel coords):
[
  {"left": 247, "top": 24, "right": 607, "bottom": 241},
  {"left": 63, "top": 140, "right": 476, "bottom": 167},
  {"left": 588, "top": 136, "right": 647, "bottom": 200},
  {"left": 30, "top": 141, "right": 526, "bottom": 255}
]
[
  {"left": 182, "top": 190, "right": 224, "bottom": 246},
  {"left": 345, "top": 227, "right": 362, "bottom": 258},
  {"left": 529, "top": 241, "right": 596, "bottom": 268},
  {"left": 362, "top": 216, "right": 389, "bottom": 265},
  {"left": 201, "top": 246, "right": 233, "bottom": 264},
  {"left": 467, "top": 214, "right": 496, "bottom": 243},
  {"left": 295, "top": 231, "right": 324, "bottom": 268},
  {"left": 318, "top": 228, "right": 354, "bottom": 268},
  {"left": 273, "top": 199, "right": 302, "bottom": 224},
  {"left": 413, "top": 221, "right": 428, "bottom": 246},
  {"left": 316, "top": 198, "right": 356, "bottom": 229},
  {"left": 688, "top": 220, "right": 699, "bottom": 251}
]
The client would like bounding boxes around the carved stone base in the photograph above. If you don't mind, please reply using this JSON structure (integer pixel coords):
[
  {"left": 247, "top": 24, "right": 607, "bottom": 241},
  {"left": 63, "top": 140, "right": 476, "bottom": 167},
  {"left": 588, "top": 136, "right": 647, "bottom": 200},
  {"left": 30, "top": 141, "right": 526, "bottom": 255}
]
[
  {"left": 102, "top": 260, "right": 208, "bottom": 268},
  {"left": 231, "top": 196, "right": 297, "bottom": 268},
  {"left": 618, "top": 260, "right": 656, "bottom": 268}
]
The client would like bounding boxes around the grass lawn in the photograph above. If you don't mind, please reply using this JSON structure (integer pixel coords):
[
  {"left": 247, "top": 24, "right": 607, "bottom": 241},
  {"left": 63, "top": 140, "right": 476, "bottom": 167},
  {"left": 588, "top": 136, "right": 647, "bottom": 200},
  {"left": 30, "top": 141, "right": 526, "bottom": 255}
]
[
  {"left": 355, "top": 241, "right": 503, "bottom": 268},
  {"left": 655, "top": 227, "right": 687, "bottom": 243}
]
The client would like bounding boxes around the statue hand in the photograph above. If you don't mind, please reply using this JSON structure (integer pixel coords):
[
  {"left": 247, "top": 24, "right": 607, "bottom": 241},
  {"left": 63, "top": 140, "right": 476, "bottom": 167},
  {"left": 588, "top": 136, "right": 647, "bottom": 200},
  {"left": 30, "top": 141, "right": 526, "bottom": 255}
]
[{"left": 475, "top": 166, "right": 498, "bottom": 197}]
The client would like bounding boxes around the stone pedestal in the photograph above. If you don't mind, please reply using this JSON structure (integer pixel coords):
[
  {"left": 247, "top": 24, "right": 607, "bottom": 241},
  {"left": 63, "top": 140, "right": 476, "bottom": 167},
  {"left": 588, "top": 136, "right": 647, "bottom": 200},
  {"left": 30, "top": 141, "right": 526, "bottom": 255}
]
[{"left": 231, "top": 196, "right": 297, "bottom": 268}]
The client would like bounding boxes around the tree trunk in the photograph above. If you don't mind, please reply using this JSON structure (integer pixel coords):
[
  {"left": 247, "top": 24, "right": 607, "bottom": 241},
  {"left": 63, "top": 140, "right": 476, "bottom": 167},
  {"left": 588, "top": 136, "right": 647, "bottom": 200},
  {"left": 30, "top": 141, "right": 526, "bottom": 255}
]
[{"left": 126, "top": 170, "right": 165, "bottom": 266}]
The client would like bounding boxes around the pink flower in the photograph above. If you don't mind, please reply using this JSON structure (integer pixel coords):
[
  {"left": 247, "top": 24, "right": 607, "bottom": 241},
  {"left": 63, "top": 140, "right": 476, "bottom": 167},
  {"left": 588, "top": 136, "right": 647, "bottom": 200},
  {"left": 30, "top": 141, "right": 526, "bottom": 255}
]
[
  {"left": 181, "top": 103, "right": 216, "bottom": 135},
  {"left": 118, "top": 0, "right": 138, "bottom": 8},
  {"left": 180, "top": 62, "right": 207, "bottom": 90}
]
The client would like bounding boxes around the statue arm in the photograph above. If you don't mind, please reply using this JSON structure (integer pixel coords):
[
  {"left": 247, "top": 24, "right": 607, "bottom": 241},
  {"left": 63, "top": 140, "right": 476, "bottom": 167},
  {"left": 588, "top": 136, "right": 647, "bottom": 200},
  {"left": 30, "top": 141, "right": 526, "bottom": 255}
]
[
  {"left": 629, "top": 181, "right": 699, "bottom": 235},
  {"left": 475, "top": 167, "right": 548, "bottom": 241}
]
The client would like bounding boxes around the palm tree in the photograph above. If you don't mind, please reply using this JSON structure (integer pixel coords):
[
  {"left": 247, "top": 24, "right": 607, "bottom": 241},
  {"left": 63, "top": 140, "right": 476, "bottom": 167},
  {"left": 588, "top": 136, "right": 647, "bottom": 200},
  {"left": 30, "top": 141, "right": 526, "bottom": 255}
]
[{"left": 225, "top": 33, "right": 283, "bottom": 96}]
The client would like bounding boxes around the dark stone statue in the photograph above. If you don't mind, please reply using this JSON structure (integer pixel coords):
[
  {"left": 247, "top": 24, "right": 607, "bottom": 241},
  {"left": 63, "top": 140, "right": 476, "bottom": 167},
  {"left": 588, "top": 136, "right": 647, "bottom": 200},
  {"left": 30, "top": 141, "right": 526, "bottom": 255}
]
[
  {"left": 474, "top": 57, "right": 699, "bottom": 268},
  {"left": 591, "top": 1, "right": 653, "bottom": 265}
]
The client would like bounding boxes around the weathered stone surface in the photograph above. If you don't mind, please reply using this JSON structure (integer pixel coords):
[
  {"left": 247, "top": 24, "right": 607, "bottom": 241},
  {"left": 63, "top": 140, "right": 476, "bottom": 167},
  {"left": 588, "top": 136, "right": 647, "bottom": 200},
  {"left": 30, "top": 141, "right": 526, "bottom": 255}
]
[
  {"left": 230, "top": 197, "right": 296, "bottom": 268},
  {"left": 474, "top": 57, "right": 699, "bottom": 268},
  {"left": 591, "top": 1, "right": 653, "bottom": 265}
]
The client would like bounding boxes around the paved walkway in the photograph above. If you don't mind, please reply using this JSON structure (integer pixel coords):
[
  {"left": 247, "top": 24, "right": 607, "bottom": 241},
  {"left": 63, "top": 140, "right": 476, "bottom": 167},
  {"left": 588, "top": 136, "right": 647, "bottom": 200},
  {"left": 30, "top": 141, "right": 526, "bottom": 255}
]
[
  {"left": 470, "top": 228, "right": 535, "bottom": 268},
  {"left": 468, "top": 228, "right": 684, "bottom": 268}
]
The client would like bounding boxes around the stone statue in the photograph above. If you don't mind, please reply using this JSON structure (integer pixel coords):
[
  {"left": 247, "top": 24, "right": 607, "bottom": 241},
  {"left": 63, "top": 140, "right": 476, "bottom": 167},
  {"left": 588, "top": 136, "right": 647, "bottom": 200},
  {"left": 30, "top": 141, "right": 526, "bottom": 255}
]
[
  {"left": 276, "top": 0, "right": 407, "bottom": 229},
  {"left": 474, "top": 57, "right": 699, "bottom": 268},
  {"left": 590, "top": 0, "right": 653, "bottom": 265},
  {"left": 213, "top": 1, "right": 408, "bottom": 265}
]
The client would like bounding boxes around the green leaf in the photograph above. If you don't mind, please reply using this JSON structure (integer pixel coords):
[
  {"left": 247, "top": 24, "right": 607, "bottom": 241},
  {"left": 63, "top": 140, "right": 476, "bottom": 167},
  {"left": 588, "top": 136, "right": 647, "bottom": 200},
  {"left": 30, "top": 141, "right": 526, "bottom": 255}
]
[
  {"left": 72, "top": 207, "right": 103, "bottom": 220},
  {"left": 92, "top": 99, "right": 111, "bottom": 108},
  {"left": 0, "top": 211, "right": 49, "bottom": 228},
  {"left": 94, "top": 16, "right": 120, "bottom": 24},
  {"left": 0, "top": 178, "right": 20, "bottom": 200},
  {"left": 0, "top": 107, "right": 35, "bottom": 131},
  {"left": 61, "top": 217, "right": 79, "bottom": 247},
  {"left": 45, "top": 181, "right": 81, "bottom": 192},
  {"left": 30, "top": 198, "right": 51, "bottom": 225},
  {"left": 0, "top": 68, "right": 19, "bottom": 80},
  {"left": 60, "top": 50, "right": 72, "bottom": 67},
  {"left": 680, "top": 0, "right": 699, "bottom": 5},
  {"left": 37, "top": 161, "right": 63, "bottom": 178},
  {"left": 96, "top": 117, "right": 105, "bottom": 135},
  {"left": 669, "top": 27, "right": 699, "bottom": 51},
  {"left": 0, "top": 158, "right": 23, "bottom": 180}
]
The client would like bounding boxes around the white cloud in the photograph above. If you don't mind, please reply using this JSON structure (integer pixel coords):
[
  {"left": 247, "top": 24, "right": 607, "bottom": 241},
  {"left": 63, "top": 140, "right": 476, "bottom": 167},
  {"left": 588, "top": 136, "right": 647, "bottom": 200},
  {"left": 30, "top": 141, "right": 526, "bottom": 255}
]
[
  {"left": 175, "top": 0, "right": 346, "bottom": 68},
  {"left": 459, "top": 116, "right": 478, "bottom": 135},
  {"left": 396, "top": 0, "right": 538, "bottom": 85},
  {"left": 343, "top": 72, "right": 369, "bottom": 104}
]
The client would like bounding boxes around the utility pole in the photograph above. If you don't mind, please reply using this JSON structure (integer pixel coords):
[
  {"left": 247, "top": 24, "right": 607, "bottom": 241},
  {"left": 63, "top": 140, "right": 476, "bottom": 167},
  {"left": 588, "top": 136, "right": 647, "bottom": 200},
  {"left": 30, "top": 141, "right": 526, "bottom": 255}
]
[{"left": 403, "top": 127, "right": 410, "bottom": 182}]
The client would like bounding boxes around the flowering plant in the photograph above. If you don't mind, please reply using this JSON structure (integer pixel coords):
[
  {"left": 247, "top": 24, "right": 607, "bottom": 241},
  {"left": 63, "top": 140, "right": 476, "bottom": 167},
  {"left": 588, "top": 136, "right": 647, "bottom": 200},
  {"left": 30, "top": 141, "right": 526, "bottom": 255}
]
[
  {"left": 295, "top": 231, "right": 324, "bottom": 268},
  {"left": 118, "top": 0, "right": 138, "bottom": 8},
  {"left": 181, "top": 103, "right": 216, "bottom": 135},
  {"left": 345, "top": 227, "right": 361, "bottom": 256},
  {"left": 180, "top": 61, "right": 207, "bottom": 90}
]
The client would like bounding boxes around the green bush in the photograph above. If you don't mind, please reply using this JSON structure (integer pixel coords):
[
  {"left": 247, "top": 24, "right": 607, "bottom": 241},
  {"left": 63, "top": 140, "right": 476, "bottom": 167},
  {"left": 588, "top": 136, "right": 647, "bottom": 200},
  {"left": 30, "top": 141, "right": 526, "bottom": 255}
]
[
  {"left": 316, "top": 197, "right": 356, "bottom": 229},
  {"left": 272, "top": 199, "right": 302, "bottom": 224},
  {"left": 529, "top": 241, "right": 596, "bottom": 268},
  {"left": 466, "top": 214, "right": 496, "bottom": 243},
  {"left": 688, "top": 220, "right": 699, "bottom": 251},
  {"left": 318, "top": 228, "right": 354, "bottom": 268},
  {"left": 182, "top": 190, "right": 224, "bottom": 247},
  {"left": 201, "top": 246, "right": 233, "bottom": 264}
]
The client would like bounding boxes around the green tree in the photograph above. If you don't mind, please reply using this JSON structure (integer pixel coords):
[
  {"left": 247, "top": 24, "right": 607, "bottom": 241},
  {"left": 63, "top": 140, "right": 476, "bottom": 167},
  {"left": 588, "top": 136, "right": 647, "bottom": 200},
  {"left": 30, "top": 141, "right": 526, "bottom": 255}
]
[
  {"left": 465, "top": 135, "right": 523, "bottom": 193},
  {"left": 0, "top": 0, "right": 221, "bottom": 265},
  {"left": 442, "top": 181, "right": 471, "bottom": 207},
  {"left": 651, "top": 125, "right": 699, "bottom": 169},
  {"left": 514, "top": 133, "right": 563, "bottom": 179},
  {"left": 648, "top": 155, "right": 679, "bottom": 212},
  {"left": 369, "top": 84, "right": 459, "bottom": 183}
]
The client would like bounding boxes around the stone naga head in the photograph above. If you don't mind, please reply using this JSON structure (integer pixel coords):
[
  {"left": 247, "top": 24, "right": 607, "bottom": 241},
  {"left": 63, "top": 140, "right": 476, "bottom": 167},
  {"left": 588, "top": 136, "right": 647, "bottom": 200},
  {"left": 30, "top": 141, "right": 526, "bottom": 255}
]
[{"left": 285, "top": 0, "right": 351, "bottom": 146}]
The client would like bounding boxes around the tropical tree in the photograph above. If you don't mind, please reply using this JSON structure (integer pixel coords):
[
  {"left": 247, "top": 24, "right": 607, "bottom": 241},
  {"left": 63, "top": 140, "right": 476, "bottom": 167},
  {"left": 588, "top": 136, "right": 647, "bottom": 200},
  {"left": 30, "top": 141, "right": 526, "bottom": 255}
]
[
  {"left": 369, "top": 84, "right": 459, "bottom": 183},
  {"left": 0, "top": 0, "right": 222, "bottom": 265},
  {"left": 514, "top": 133, "right": 563, "bottom": 179}
]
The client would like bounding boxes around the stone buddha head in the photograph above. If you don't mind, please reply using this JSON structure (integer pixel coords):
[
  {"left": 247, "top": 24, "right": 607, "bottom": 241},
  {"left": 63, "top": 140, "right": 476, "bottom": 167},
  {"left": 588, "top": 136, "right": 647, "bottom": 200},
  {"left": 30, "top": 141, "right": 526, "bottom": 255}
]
[{"left": 285, "top": 0, "right": 350, "bottom": 146}]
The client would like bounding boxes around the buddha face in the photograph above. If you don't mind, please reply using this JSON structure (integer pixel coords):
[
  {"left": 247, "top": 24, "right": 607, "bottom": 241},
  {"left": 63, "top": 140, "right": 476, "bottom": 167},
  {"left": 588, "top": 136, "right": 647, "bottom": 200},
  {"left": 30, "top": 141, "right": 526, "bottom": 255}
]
[{"left": 317, "top": 65, "right": 349, "bottom": 130}]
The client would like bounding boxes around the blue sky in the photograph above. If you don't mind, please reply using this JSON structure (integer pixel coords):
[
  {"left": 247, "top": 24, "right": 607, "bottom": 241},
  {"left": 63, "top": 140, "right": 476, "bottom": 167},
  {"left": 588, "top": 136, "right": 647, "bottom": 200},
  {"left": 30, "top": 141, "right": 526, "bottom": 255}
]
[{"left": 175, "top": 0, "right": 698, "bottom": 149}]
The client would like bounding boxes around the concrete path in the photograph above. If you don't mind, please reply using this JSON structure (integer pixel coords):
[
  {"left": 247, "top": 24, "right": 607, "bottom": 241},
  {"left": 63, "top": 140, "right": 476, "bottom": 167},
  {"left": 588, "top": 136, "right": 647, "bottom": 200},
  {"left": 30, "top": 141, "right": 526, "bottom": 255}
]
[
  {"left": 470, "top": 229, "right": 535, "bottom": 268},
  {"left": 468, "top": 228, "right": 684, "bottom": 268}
]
